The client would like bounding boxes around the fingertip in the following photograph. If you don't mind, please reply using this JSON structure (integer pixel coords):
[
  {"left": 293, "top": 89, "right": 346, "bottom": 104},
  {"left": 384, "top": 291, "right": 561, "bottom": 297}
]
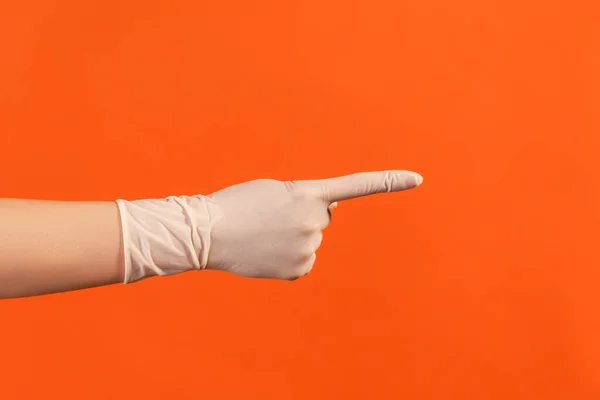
[
  {"left": 403, "top": 172, "right": 423, "bottom": 189},
  {"left": 414, "top": 173, "right": 424, "bottom": 187}
]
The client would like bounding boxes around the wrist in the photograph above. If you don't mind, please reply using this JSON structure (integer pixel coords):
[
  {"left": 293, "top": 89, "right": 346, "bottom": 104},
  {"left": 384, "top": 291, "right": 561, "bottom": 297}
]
[{"left": 115, "top": 195, "right": 217, "bottom": 283}]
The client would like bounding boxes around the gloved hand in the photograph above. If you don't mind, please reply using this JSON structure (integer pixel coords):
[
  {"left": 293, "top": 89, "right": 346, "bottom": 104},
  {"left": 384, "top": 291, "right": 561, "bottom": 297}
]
[{"left": 116, "top": 170, "right": 423, "bottom": 283}]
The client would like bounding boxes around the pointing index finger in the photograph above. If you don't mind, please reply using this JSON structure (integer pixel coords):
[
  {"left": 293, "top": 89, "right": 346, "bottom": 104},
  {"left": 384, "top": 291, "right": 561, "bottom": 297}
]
[{"left": 306, "top": 170, "right": 423, "bottom": 202}]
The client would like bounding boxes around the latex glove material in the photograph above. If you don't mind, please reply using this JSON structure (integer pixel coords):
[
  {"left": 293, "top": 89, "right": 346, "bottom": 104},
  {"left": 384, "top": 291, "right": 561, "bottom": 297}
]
[
  {"left": 117, "top": 170, "right": 423, "bottom": 283},
  {"left": 116, "top": 195, "right": 220, "bottom": 283}
]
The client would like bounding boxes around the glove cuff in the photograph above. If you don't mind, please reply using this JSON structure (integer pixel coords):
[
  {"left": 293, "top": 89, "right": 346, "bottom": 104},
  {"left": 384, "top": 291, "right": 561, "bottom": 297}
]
[{"left": 115, "top": 195, "right": 217, "bottom": 283}]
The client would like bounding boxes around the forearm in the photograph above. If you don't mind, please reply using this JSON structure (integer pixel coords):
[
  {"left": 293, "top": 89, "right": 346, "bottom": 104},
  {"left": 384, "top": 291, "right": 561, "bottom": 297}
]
[{"left": 0, "top": 199, "right": 126, "bottom": 299}]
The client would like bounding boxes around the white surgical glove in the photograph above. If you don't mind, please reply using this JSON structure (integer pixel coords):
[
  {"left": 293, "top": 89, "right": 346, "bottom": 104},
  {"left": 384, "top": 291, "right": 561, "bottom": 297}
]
[{"left": 116, "top": 170, "right": 423, "bottom": 283}]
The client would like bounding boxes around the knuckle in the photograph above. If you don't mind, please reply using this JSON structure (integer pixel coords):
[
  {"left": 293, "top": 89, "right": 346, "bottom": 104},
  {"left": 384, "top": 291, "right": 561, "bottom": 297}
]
[
  {"left": 299, "top": 210, "right": 329, "bottom": 233},
  {"left": 319, "top": 183, "right": 329, "bottom": 200},
  {"left": 294, "top": 247, "right": 316, "bottom": 262},
  {"left": 300, "top": 221, "right": 322, "bottom": 233},
  {"left": 287, "top": 266, "right": 310, "bottom": 281},
  {"left": 288, "top": 180, "right": 322, "bottom": 198},
  {"left": 296, "top": 264, "right": 314, "bottom": 279},
  {"left": 298, "top": 234, "right": 322, "bottom": 258},
  {"left": 287, "top": 253, "right": 316, "bottom": 280},
  {"left": 298, "top": 248, "right": 315, "bottom": 260},
  {"left": 310, "top": 232, "right": 323, "bottom": 251}
]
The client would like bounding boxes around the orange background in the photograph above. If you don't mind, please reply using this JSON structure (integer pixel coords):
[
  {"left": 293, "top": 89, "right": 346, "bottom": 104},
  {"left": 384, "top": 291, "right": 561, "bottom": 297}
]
[{"left": 1, "top": 1, "right": 599, "bottom": 399}]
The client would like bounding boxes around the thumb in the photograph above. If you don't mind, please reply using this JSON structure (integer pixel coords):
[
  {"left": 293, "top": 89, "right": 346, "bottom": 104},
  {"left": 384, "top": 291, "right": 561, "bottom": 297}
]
[{"left": 304, "top": 170, "right": 423, "bottom": 202}]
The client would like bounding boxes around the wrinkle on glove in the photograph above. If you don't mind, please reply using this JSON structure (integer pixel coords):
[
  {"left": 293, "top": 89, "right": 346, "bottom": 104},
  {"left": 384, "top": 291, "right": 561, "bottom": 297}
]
[{"left": 116, "top": 195, "right": 222, "bottom": 283}]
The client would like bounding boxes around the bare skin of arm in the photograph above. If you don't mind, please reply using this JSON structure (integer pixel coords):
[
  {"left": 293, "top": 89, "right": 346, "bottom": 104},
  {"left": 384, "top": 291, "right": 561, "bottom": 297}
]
[{"left": 0, "top": 199, "right": 125, "bottom": 299}]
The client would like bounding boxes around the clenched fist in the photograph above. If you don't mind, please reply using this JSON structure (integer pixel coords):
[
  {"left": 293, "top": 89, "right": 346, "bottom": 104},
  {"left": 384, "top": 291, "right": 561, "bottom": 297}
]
[{"left": 117, "top": 171, "right": 423, "bottom": 283}]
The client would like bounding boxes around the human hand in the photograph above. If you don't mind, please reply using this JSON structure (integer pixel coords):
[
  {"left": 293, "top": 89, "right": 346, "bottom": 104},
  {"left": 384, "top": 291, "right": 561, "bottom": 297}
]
[{"left": 206, "top": 171, "right": 423, "bottom": 280}]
